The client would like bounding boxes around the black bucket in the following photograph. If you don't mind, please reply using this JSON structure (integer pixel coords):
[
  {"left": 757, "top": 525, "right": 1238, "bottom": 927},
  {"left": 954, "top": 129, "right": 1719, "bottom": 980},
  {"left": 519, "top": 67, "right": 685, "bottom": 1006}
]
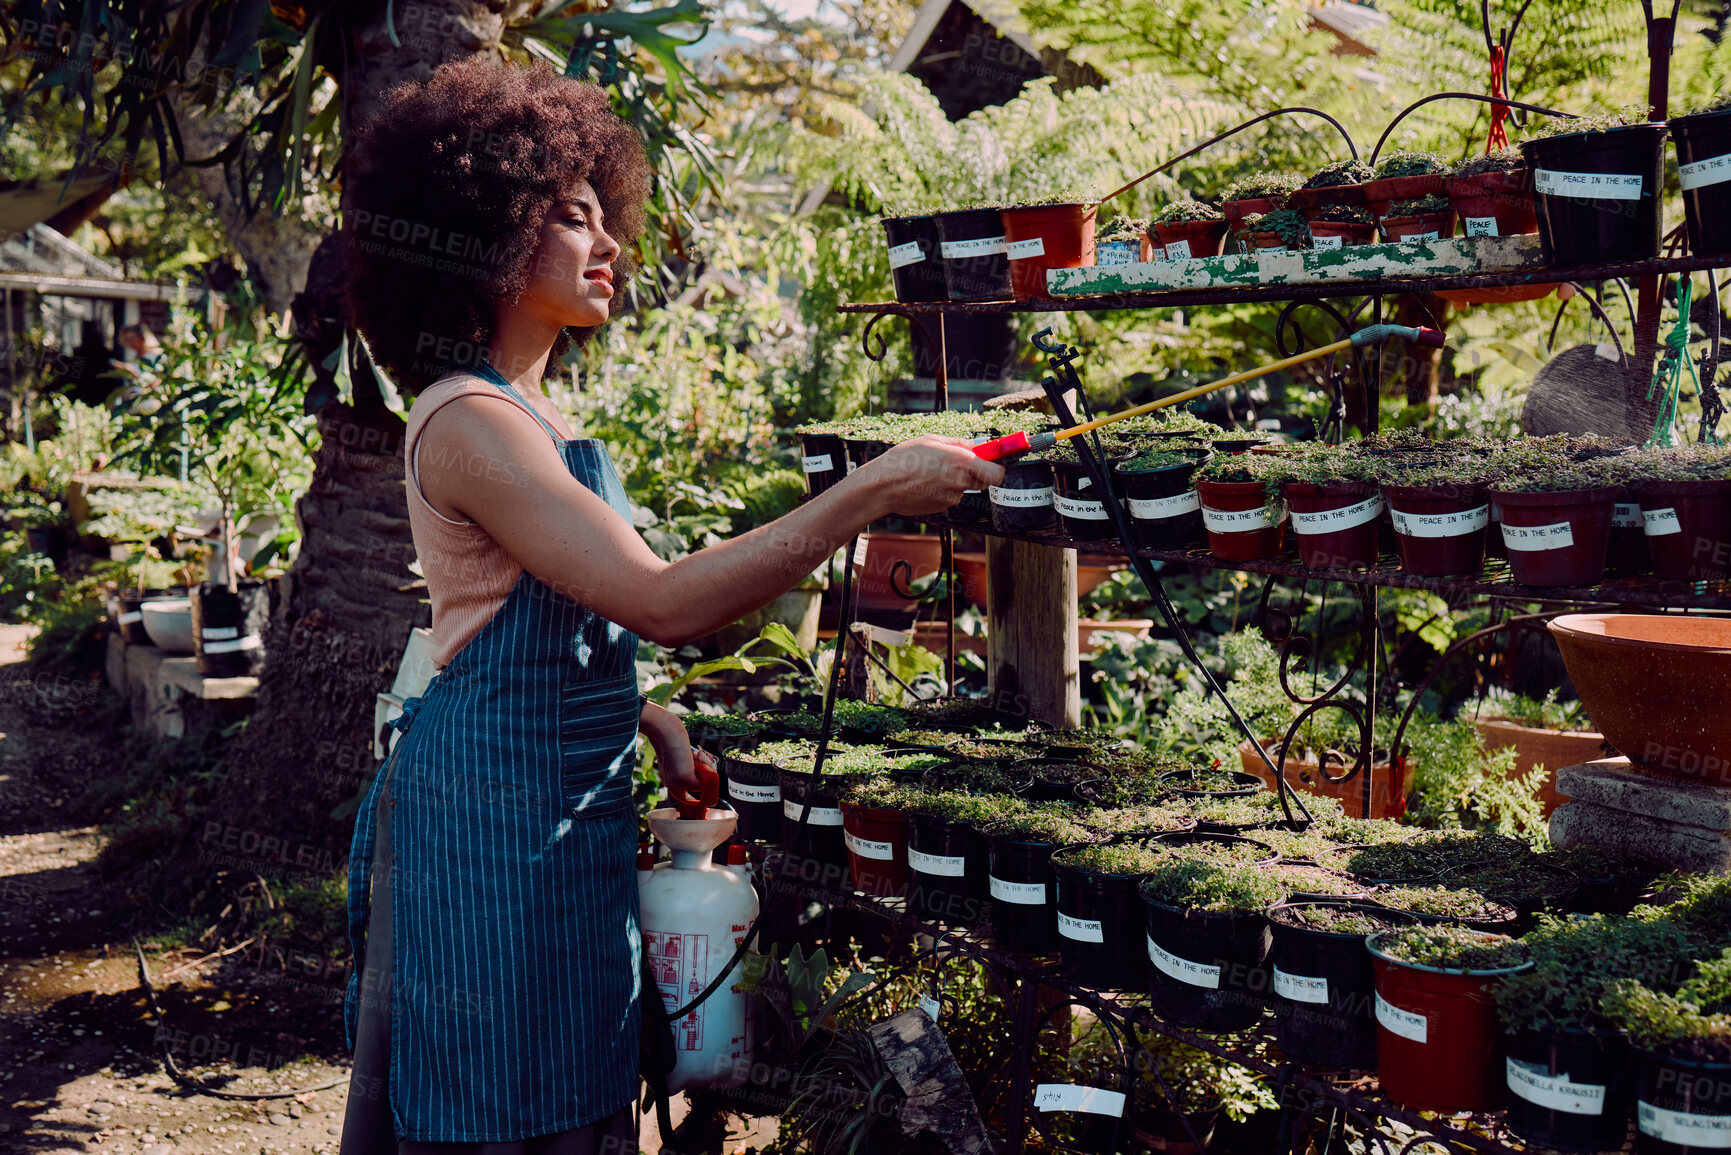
[
  {"left": 1520, "top": 123, "right": 1666, "bottom": 265},
  {"left": 1117, "top": 458, "right": 1206, "bottom": 550},
  {"left": 1505, "top": 1027, "right": 1633, "bottom": 1151},
  {"left": 1633, "top": 1045, "right": 1731, "bottom": 1155},
  {"left": 190, "top": 581, "right": 270, "bottom": 678},
  {"left": 985, "top": 832, "right": 1059, "bottom": 952},
  {"left": 1052, "top": 847, "right": 1149, "bottom": 990},
  {"left": 1671, "top": 108, "right": 1731, "bottom": 257},
  {"left": 881, "top": 215, "right": 947, "bottom": 302},
  {"left": 779, "top": 767, "right": 851, "bottom": 892},
  {"left": 1141, "top": 895, "right": 1271, "bottom": 1032},
  {"left": 723, "top": 755, "right": 782, "bottom": 843},
  {"left": 1267, "top": 901, "right": 1414, "bottom": 1069},
  {"left": 798, "top": 432, "right": 847, "bottom": 498},
  {"left": 990, "top": 457, "right": 1057, "bottom": 534},
  {"left": 1050, "top": 458, "right": 1117, "bottom": 541},
  {"left": 934, "top": 208, "right": 1012, "bottom": 302},
  {"left": 907, "top": 810, "right": 989, "bottom": 926}
]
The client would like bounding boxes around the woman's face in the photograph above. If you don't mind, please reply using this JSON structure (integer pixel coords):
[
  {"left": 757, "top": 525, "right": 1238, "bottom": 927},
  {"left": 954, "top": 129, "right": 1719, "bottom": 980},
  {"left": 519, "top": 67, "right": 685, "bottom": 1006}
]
[{"left": 512, "top": 178, "right": 621, "bottom": 332}]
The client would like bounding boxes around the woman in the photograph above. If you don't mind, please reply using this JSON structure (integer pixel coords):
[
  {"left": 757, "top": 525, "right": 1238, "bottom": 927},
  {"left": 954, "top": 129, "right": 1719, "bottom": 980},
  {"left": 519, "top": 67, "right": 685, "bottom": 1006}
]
[{"left": 339, "top": 57, "right": 1001, "bottom": 1152}]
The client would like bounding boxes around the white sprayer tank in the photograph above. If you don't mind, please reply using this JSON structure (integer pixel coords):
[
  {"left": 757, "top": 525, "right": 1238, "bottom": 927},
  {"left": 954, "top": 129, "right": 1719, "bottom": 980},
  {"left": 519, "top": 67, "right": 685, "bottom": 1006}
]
[{"left": 640, "top": 805, "right": 758, "bottom": 1092}]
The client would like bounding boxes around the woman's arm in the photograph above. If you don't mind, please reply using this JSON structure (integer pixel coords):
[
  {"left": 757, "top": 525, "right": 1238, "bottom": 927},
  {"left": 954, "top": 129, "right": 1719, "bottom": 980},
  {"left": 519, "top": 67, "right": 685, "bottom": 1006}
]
[{"left": 417, "top": 394, "right": 1003, "bottom": 647}]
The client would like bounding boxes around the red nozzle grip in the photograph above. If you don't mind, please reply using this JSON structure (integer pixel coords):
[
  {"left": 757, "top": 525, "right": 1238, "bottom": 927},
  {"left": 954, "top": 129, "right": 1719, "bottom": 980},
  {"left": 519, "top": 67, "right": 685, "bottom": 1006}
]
[
  {"left": 673, "top": 759, "right": 720, "bottom": 820},
  {"left": 973, "top": 431, "right": 1031, "bottom": 462},
  {"left": 1414, "top": 328, "right": 1446, "bottom": 349}
]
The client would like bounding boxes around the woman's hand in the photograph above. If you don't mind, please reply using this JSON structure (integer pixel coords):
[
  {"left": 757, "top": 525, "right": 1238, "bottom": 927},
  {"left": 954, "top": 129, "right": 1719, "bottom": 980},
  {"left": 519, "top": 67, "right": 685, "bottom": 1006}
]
[
  {"left": 854, "top": 435, "right": 1004, "bottom": 517},
  {"left": 639, "top": 700, "right": 714, "bottom": 801}
]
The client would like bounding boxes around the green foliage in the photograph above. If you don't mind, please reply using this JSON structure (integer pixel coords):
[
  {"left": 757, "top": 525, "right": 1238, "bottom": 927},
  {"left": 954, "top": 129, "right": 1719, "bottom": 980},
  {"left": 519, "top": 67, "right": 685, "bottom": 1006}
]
[
  {"left": 1275, "top": 903, "right": 1406, "bottom": 936},
  {"left": 1499, "top": 912, "right": 1698, "bottom": 1034},
  {"left": 1097, "top": 216, "right": 1149, "bottom": 243},
  {"left": 1053, "top": 841, "right": 1170, "bottom": 874},
  {"left": 1371, "top": 883, "right": 1504, "bottom": 920},
  {"left": 1387, "top": 194, "right": 1452, "bottom": 216},
  {"left": 1152, "top": 200, "right": 1225, "bottom": 224},
  {"left": 983, "top": 803, "right": 1099, "bottom": 846},
  {"left": 1141, "top": 856, "right": 1286, "bottom": 912},
  {"left": 1454, "top": 148, "right": 1526, "bottom": 178},
  {"left": 1372, "top": 151, "right": 1449, "bottom": 180},
  {"left": 1245, "top": 208, "right": 1310, "bottom": 248},
  {"left": 1605, "top": 947, "right": 1731, "bottom": 1061},
  {"left": 1222, "top": 174, "right": 1304, "bottom": 204},
  {"left": 1304, "top": 160, "right": 1373, "bottom": 188},
  {"left": 1374, "top": 924, "right": 1530, "bottom": 971},
  {"left": 1403, "top": 713, "right": 1546, "bottom": 843}
]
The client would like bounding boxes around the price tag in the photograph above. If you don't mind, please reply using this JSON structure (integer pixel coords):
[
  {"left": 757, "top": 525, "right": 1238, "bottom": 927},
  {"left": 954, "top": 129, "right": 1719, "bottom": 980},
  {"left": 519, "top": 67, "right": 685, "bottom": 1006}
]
[
  {"left": 1057, "top": 912, "right": 1104, "bottom": 943},
  {"left": 1165, "top": 240, "right": 1193, "bottom": 260},
  {"left": 728, "top": 779, "right": 780, "bottom": 803},
  {"left": 782, "top": 798, "right": 844, "bottom": 826},
  {"left": 1465, "top": 216, "right": 1500, "bottom": 237},
  {"left": 1006, "top": 236, "right": 1046, "bottom": 260},
  {"left": 203, "top": 626, "right": 240, "bottom": 640},
  {"left": 887, "top": 240, "right": 924, "bottom": 268},
  {"left": 1501, "top": 520, "right": 1576, "bottom": 552},
  {"left": 940, "top": 235, "right": 1006, "bottom": 258},
  {"left": 990, "top": 485, "right": 1053, "bottom": 508},
  {"left": 1375, "top": 991, "right": 1428, "bottom": 1043},
  {"left": 1202, "top": 504, "right": 1282, "bottom": 532},
  {"left": 118, "top": 610, "right": 144, "bottom": 625},
  {"left": 1097, "top": 241, "right": 1140, "bottom": 266},
  {"left": 1289, "top": 495, "right": 1384, "bottom": 533},
  {"left": 1390, "top": 504, "right": 1489, "bottom": 538},
  {"left": 1147, "top": 935, "right": 1220, "bottom": 989},
  {"left": 203, "top": 635, "right": 261, "bottom": 655},
  {"left": 908, "top": 848, "right": 967, "bottom": 876},
  {"left": 844, "top": 831, "right": 895, "bottom": 861},
  {"left": 1311, "top": 234, "right": 1343, "bottom": 250},
  {"left": 1054, "top": 494, "right": 1109, "bottom": 520},
  {"left": 1638, "top": 1102, "right": 1731, "bottom": 1147},
  {"left": 1129, "top": 490, "right": 1200, "bottom": 519},
  {"left": 1613, "top": 502, "right": 1643, "bottom": 528},
  {"left": 1506, "top": 1059, "right": 1606, "bottom": 1115},
  {"left": 1682, "top": 153, "right": 1731, "bottom": 191},
  {"left": 1034, "top": 1084, "right": 1126, "bottom": 1117},
  {"left": 989, "top": 875, "right": 1047, "bottom": 904},
  {"left": 1535, "top": 169, "right": 1644, "bottom": 200},
  {"left": 1643, "top": 507, "right": 1683, "bottom": 537},
  {"left": 1273, "top": 967, "right": 1329, "bottom": 1005},
  {"left": 802, "top": 454, "right": 834, "bottom": 473},
  {"left": 918, "top": 994, "right": 941, "bottom": 1022}
]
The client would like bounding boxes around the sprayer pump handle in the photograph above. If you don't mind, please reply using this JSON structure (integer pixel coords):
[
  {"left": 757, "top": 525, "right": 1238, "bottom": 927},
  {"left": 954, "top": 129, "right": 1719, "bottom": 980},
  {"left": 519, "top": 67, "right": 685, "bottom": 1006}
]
[{"left": 672, "top": 755, "right": 720, "bottom": 820}]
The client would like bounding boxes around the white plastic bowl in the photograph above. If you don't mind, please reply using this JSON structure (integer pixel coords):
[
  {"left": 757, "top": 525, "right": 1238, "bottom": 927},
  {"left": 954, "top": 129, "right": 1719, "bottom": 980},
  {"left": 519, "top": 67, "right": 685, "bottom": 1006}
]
[{"left": 139, "top": 598, "right": 195, "bottom": 653}]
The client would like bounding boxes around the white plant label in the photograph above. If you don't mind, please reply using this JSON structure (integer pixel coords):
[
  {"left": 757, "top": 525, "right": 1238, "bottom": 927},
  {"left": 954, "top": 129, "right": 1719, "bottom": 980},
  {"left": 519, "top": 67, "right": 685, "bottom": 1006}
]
[
  {"left": 908, "top": 848, "right": 967, "bottom": 877},
  {"left": 1391, "top": 504, "right": 1489, "bottom": 538},
  {"left": 918, "top": 994, "right": 941, "bottom": 1022},
  {"left": 1400, "top": 230, "right": 1440, "bottom": 244},
  {"left": 1681, "top": 153, "right": 1731, "bottom": 190},
  {"left": 1165, "top": 241, "right": 1193, "bottom": 260},
  {"left": 1643, "top": 507, "right": 1683, "bottom": 536},
  {"left": 203, "top": 626, "right": 240, "bottom": 640},
  {"left": 204, "top": 635, "right": 261, "bottom": 655},
  {"left": 1035, "top": 1084, "right": 1126, "bottom": 1117},
  {"left": 1202, "top": 504, "right": 1282, "bottom": 532},
  {"left": 802, "top": 454, "right": 833, "bottom": 474},
  {"left": 1290, "top": 495, "right": 1384, "bottom": 533},
  {"left": 782, "top": 798, "right": 843, "bottom": 826},
  {"left": 887, "top": 241, "right": 924, "bottom": 269},
  {"left": 1638, "top": 1102, "right": 1731, "bottom": 1147},
  {"left": 118, "top": 610, "right": 143, "bottom": 625},
  {"left": 989, "top": 875, "right": 1047, "bottom": 904},
  {"left": 852, "top": 536, "right": 868, "bottom": 565},
  {"left": 1147, "top": 936, "right": 1221, "bottom": 989},
  {"left": 1501, "top": 520, "right": 1576, "bottom": 551},
  {"left": 1057, "top": 912, "right": 1104, "bottom": 943},
  {"left": 1613, "top": 502, "right": 1643, "bottom": 528},
  {"left": 1272, "top": 967, "right": 1329, "bottom": 1005},
  {"left": 1375, "top": 991, "right": 1428, "bottom": 1043},
  {"left": 941, "top": 235, "right": 1006, "bottom": 258},
  {"left": 1097, "top": 242, "right": 1139, "bottom": 266},
  {"left": 1535, "top": 169, "right": 1644, "bottom": 200},
  {"left": 1505, "top": 1059, "right": 1607, "bottom": 1115},
  {"left": 991, "top": 485, "right": 1054, "bottom": 508},
  {"left": 1465, "top": 215, "right": 1501, "bottom": 237},
  {"left": 845, "top": 832, "right": 896, "bottom": 861},
  {"left": 1311, "top": 234, "right": 1343, "bottom": 250},
  {"left": 1006, "top": 236, "right": 1046, "bottom": 260},
  {"left": 728, "top": 779, "right": 780, "bottom": 804},
  {"left": 1130, "top": 490, "right": 1201, "bottom": 519},
  {"left": 1054, "top": 494, "right": 1109, "bottom": 520}
]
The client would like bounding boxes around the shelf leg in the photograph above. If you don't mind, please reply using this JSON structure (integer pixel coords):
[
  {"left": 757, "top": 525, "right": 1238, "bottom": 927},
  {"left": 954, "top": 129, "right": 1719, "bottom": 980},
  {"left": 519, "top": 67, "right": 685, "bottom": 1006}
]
[{"left": 986, "top": 537, "right": 1079, "bottom": 728}]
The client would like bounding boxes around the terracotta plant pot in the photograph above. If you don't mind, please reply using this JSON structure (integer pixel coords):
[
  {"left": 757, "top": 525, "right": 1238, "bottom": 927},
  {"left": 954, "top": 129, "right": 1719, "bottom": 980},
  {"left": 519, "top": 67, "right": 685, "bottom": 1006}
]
[
  {"left": 1221, "top": 196, "right": 1283, "bottom": 229},
  {"left": 1152, "top": 218, "right": 1230, "bottom": 261},
  {"left": 1284, "top": 481, "right": 1384, "bottom": 570},
  {"left": 932, "top": 207, "right": 1012, "bottom": 301},
  {"left": 1001, "top": 202, "right": 1096, "bottom": 301},
  {"left": 1446, "top": 168, "right": 1539, "bottom": 238},
  {"left": 1362, "top": 174, "right": 1448, "bottom": 221},
  {"left": 1520, "top": 123, "right": 1667, "bottom": 266},
  {"left": 1631, "top": 478, "right": 1731, "bottom": 581},
  {"left": 1198, "top": 478, "right": 1285, "bottom": 562},
  {"left": 1248, "top": 231, "right": 1294, "bottom": 251},
  {"left": 1288, "top": 183, "right": 1368, "bottom": 222},
  {"left": 1307, "top": 220, "right": 1377, "bottom": 250},
  {"left": 1549, "top": 613, "right": 1731, "bottom": 785},
  {"left": 880, "top": 214, "right": 946, "bottom": 302},
  {"left": 852, "top": 532, "right": 943, "bottom": 622},
  {"left": 1379, "top": 211, "right": 1458, "bottom": 243},
  {"left": 1382, "top": 482, "right": 1490, "bottom": 576},
  {"left": 1472, "top": 717, "right": 1603, "bottom": 817},
  {"left": 1492, "top": 485, "right": 1618, "bottom": 587},
  {"left": 841, "top": 800, "right": 910, "bottom": 898},
  {"left": 1672, "top": 107, "right": 1731, "bottom": 257},
  {"left": 1238, "top": 740, "right": 1407, "bottom": 820}
]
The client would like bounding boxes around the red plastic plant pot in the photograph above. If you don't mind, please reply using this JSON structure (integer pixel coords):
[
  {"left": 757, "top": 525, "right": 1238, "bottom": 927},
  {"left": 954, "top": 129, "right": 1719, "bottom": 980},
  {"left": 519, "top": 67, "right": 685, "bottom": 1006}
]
[
  {"left": 1221, "top": 196, "right": 1283, "bottom": 230},
  {"left": 1307, "top": 220, "right": 1377, "bottom": 250},
  {"left": 1492, "top": 486, "right": 1619, "bottom": 587},
  {"left": 1631, "top": 478, "right": 1731, "bottom": 581},
  {"left": 1382, "top": 482, "right": 1490, "bottom": 576},
  {"left": 1198, "top": 479, "right": 1285, "bottom": 562},
  {"left": 1284, "top": 481, "right": 1384, "bottom": 570},
  {"left": 840, "top": 800, "right": 909, "bottom": 899},
  {"left": 1379, "top": 211, "right": 1458, "bottom": 243},
  {"left": 1367, "top": 933, "right": 1534, "bottom": 1114},
  {"left": 1152, "top": 218, "right": 1230, "bottom": 261},
  {"left": 1362, "top": 174, "right": 1448, "bottom": 220},
  {"left": 1248, "top": 231, "right": 1293, "bottom": 251},
  {"left": 1446, "top": 168, "right": 1539, "bottom": 238},
  {"left": 1288, "top": 183, "right": 1368, "bottom": 222},
  {"left": 1001, "top": 202, "right": 1097, "bottom": 301}
]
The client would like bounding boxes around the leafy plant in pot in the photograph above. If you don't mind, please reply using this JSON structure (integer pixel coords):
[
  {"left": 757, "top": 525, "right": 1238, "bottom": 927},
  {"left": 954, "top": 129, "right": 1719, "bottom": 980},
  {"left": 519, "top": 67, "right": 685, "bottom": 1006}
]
[
  {"left": 1267, "top": 900, "right": 1417, "bottom": 1069},
  {"left": 1276, "top": 443, "right": 1384, "bottom": 570},
  {"left": 1490, "top": 455, "right": 1621, "bottom": 586},
  {"left": 1096, "top": 215, "right": 1152, "bottom": 265},
  {"left": 1606, "top": 946, "right": 1731, "bottom": 1155},
  {"left": 1287, "top": 159, "right": 1374, "bottom": 221},
  {"left": 838, "top": 775, "right": 914, "bottom": 899},
  {"left": 1366, "top": 924, "right": 1534, "bottom": 1113},
  {"left": 1001, "top": 194, "right": 1099, "bottom": 301},
  {"left": 1307, "top": 204, "right": 1377, "bottom": 249},
  {"left": 1379, "top": 193, "right": 1457, "bottom": 243},
  {"left": 1151, "top": 200, "right": 1229, "bottom": 260},
  {"left": 1241, "top": 209, "right": 1309, "bottom": 252},
  {"left": 1621, "top": 445, "right": 1731, "bottom": 581},
  {"left": 981, "top": 805, "right": 1102, "bottom": 953},
  {"left": 1470, "top": 689, "right": 1603, "bottom": 819},
  {"left": 1051, "top": 841, "right": 1169, "bottom": 991},
  {"left": 1447, "top": 148, "right": 1538, "bottom": 238},
  {"left": 1362, "top": 150, "right": 1450, "bottom": 220},
  {"left": 1196, "top": 453, "right": 1286, "bottom": 562},
  {"left": 1219, "top": 174, "right": 1303, "bottom": 231},
  {"left": 1671, "top": 94, "right": 1731, "bottom": 258},
  {"left": 901, "top": 787, "right": 1008, "bottom": 927},
  {"left": 1375, "top": 451, "right": 1496, "bottom": 576},
  {"left": 1116, "top": 448, "right": 1208, "bottom": 550},
  {"left": 1520, "top": 112, "right": 1667, "bottom": 265}
]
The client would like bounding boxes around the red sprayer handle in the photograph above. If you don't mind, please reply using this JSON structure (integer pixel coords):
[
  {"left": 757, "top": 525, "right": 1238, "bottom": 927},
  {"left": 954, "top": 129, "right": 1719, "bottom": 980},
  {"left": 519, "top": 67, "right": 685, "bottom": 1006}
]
[
  {"left": 672, "top": 752, "right": 720, "bottom": 820},
  {"left": 972, "top": 430, "right": 1058, "bottom": 462}
]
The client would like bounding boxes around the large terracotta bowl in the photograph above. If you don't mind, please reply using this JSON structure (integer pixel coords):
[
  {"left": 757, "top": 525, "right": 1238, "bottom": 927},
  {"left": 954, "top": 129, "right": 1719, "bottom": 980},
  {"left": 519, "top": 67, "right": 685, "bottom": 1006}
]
[{"left": 1549, "top": 614, "right": 1731, "bottom": 785}]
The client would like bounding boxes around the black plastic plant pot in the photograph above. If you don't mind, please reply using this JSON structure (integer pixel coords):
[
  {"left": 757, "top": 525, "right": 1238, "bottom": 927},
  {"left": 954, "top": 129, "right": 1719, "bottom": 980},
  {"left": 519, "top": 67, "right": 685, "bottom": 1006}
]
[
  {"left": 779, "top": 768, "right": 851, "bottom": 891},
  {"left": 1117, "top": 458, "right": 1205, "bottom": 550},
  {"left": 1670, "top": 109, "right": 1731, "bottom": 257},
  {"left": 1148, "top": 829, "right": 1279, "bottom": 865},
  {"left": 723, "top": 755, "right": 782, "bottom": 843},
  {"left": 881, "top": 214, "right": 947, "bottom": 302},
  {"left": 1505, "top": 1027, "right": 1633, "bottom": 1151},
  {"left": 1049, "top": 458, "right": 1117, "bottom": 541},
  {"left": 1267, "top": 901, "right": 1415, "bottom": 1069},
  {"left": 1520, "top": 124, "right": 1667, "bottom": 265},
  {"left": 1633, "top": 1045, "right": 1731, "bottom": 1154},
  {"left": 933, "top": 208, "right": 1012, "bottom": 302},
  {"left": 190, "top": 581, "right": 270, "bottom": 678},
  {"left": 114, "top": 588, "right": 173, "bottom": 645},
  {"left": 1141, "top": 895, "right": 1271, "bottom": 1032},
  {"left": 990, "top": 457, "right": 1057, "bottom": 534},
  {"left": 798, "top": 432, "right": 846, "bottom": 498},
  {"left": 842, "top": 437, "right": 890, "bottom": 479},
  {"left": 1211, "top": 436, "right": 1269, "bottom": 454},
  {"left": 985, "top": 832, "right": 1059, "bottom": 952},
  {"left": 951, "top": 488, "right": 991, "bottom": 524},
  {"left": 1158, "top": 768, "right": 1263, "bottom": 799},
  {"left": 1052, "top": 846, "right": 1149, "bottom": 991},
  {"left": 1019, "top": 758, "right": 1105, "bottom": 803},
  {"left": 906, "top": 811, "right": 989, "bottom": 926}
]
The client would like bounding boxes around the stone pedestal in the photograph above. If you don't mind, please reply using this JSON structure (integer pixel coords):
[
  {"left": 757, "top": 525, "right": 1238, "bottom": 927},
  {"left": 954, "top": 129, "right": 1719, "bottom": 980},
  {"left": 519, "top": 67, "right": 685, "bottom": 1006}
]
[{"left": 1550, "top": 758, "right": 1731, "bottom": 874}]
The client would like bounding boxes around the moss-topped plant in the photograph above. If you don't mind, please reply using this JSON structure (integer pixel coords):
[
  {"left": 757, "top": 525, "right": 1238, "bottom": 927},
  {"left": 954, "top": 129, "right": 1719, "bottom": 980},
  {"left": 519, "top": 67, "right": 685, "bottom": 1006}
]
[
  {"left": 772, "top": 700, "right": 915, "bottom": 737},
  {"left": 1605, "top": 946, "right": 1731, "bottom": 1062},
  {"left": 686, "top": 713, "right": 768, "bottom": 742},
  {"left": 1165, "top": 768, "right": 1257, "bottom": 793},
  {"left": 754, "top": 740, "right": 900, "bottom": 778},
  {"left": 1303, "top": 159, "right": 1373, "bottom": 188},
  {"left": 1446, "top": 861, "right": 1577, "bottom": 910},
  {"left": 1312, "top": 204, "right": 1374, "bottom": 225},
  {"left": 1191, "top": 790, "right": 1299, "bottom": 828},
  {"left": 1691, "top": 93, "right": 1731, "bottom": 116},
  {"left": 837, "top": 775, "right": 909, "bottom": 807},
  {"left": 899, "top": 788, "right": 1009, "bottom": 824},
  {"left": 1119, "top": 448, "right": 1201, "bottom": 473},
  {"left": 923, "top": 760, "right": 1027, "bottom": 796},
  {"left": 1498, "top": 912, "right": 1698, "bottom": 1035},
  {"left": 1141, "top": 857, "right": 1287, "bottom": 912},
  {"left": 1153, "top": 836, "right": 1275, "bottom": 869},
  {"left": 1374, "top": 924, "right": 1530, "bottom": 971},
  {"left": 1152, "top": 200, "right": 1225, "bottom": 224},
  {"left": 1080, "top": 803, "right": 1192, "bottom": 838},
  {"left": 1221, "top": 174, "right": 1303, "bottom": 205},
  {"left": 1262, "top": 861, "right": 1366, "bottom": 898},
  {"left": 1386, "top": 194, "right": 1452, "bottom": 217},
  {"left": 1274, "top": 903, "right": 1407, "bottom": 935},
  {"left": 1111, "top": 409, "right": 1226, "bottom": 440},
  {"left": 1250, "top": 823, "right": 1341, "bottom": 863},
  {"left": 1454, "top": 148, "right": 1526, "bottom": 178},
  {"left": 1346, "top": 829, "right": 1531, "bottom": 880},
  {"left": 1372, "top": 151, "right": 1449, "bottom": 180},
  {"left": 1054, "top": 842, "right": 1169, "bottom": 875},
  {"left": 1371, "top": 883, "right": 1505, "bottom": 922},
  {"left": 1243, "top": 208, "right": 1310, "bottom": 249},
  {"left": 1526, "top": 109, "right": 1644, "bottom": 138},
  {"left": 982, "top": 803, "right": 1099, "bottom": 846},
  {"left": 1096, "top": 216, "right": 1149, "bottom": 244}
]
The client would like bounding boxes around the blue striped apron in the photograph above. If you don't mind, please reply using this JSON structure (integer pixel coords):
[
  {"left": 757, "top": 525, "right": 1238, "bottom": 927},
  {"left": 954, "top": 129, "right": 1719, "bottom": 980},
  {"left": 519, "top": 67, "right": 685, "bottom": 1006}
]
[{"left": 346, "top": 365, "right": 642, "bottom": 1142}]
